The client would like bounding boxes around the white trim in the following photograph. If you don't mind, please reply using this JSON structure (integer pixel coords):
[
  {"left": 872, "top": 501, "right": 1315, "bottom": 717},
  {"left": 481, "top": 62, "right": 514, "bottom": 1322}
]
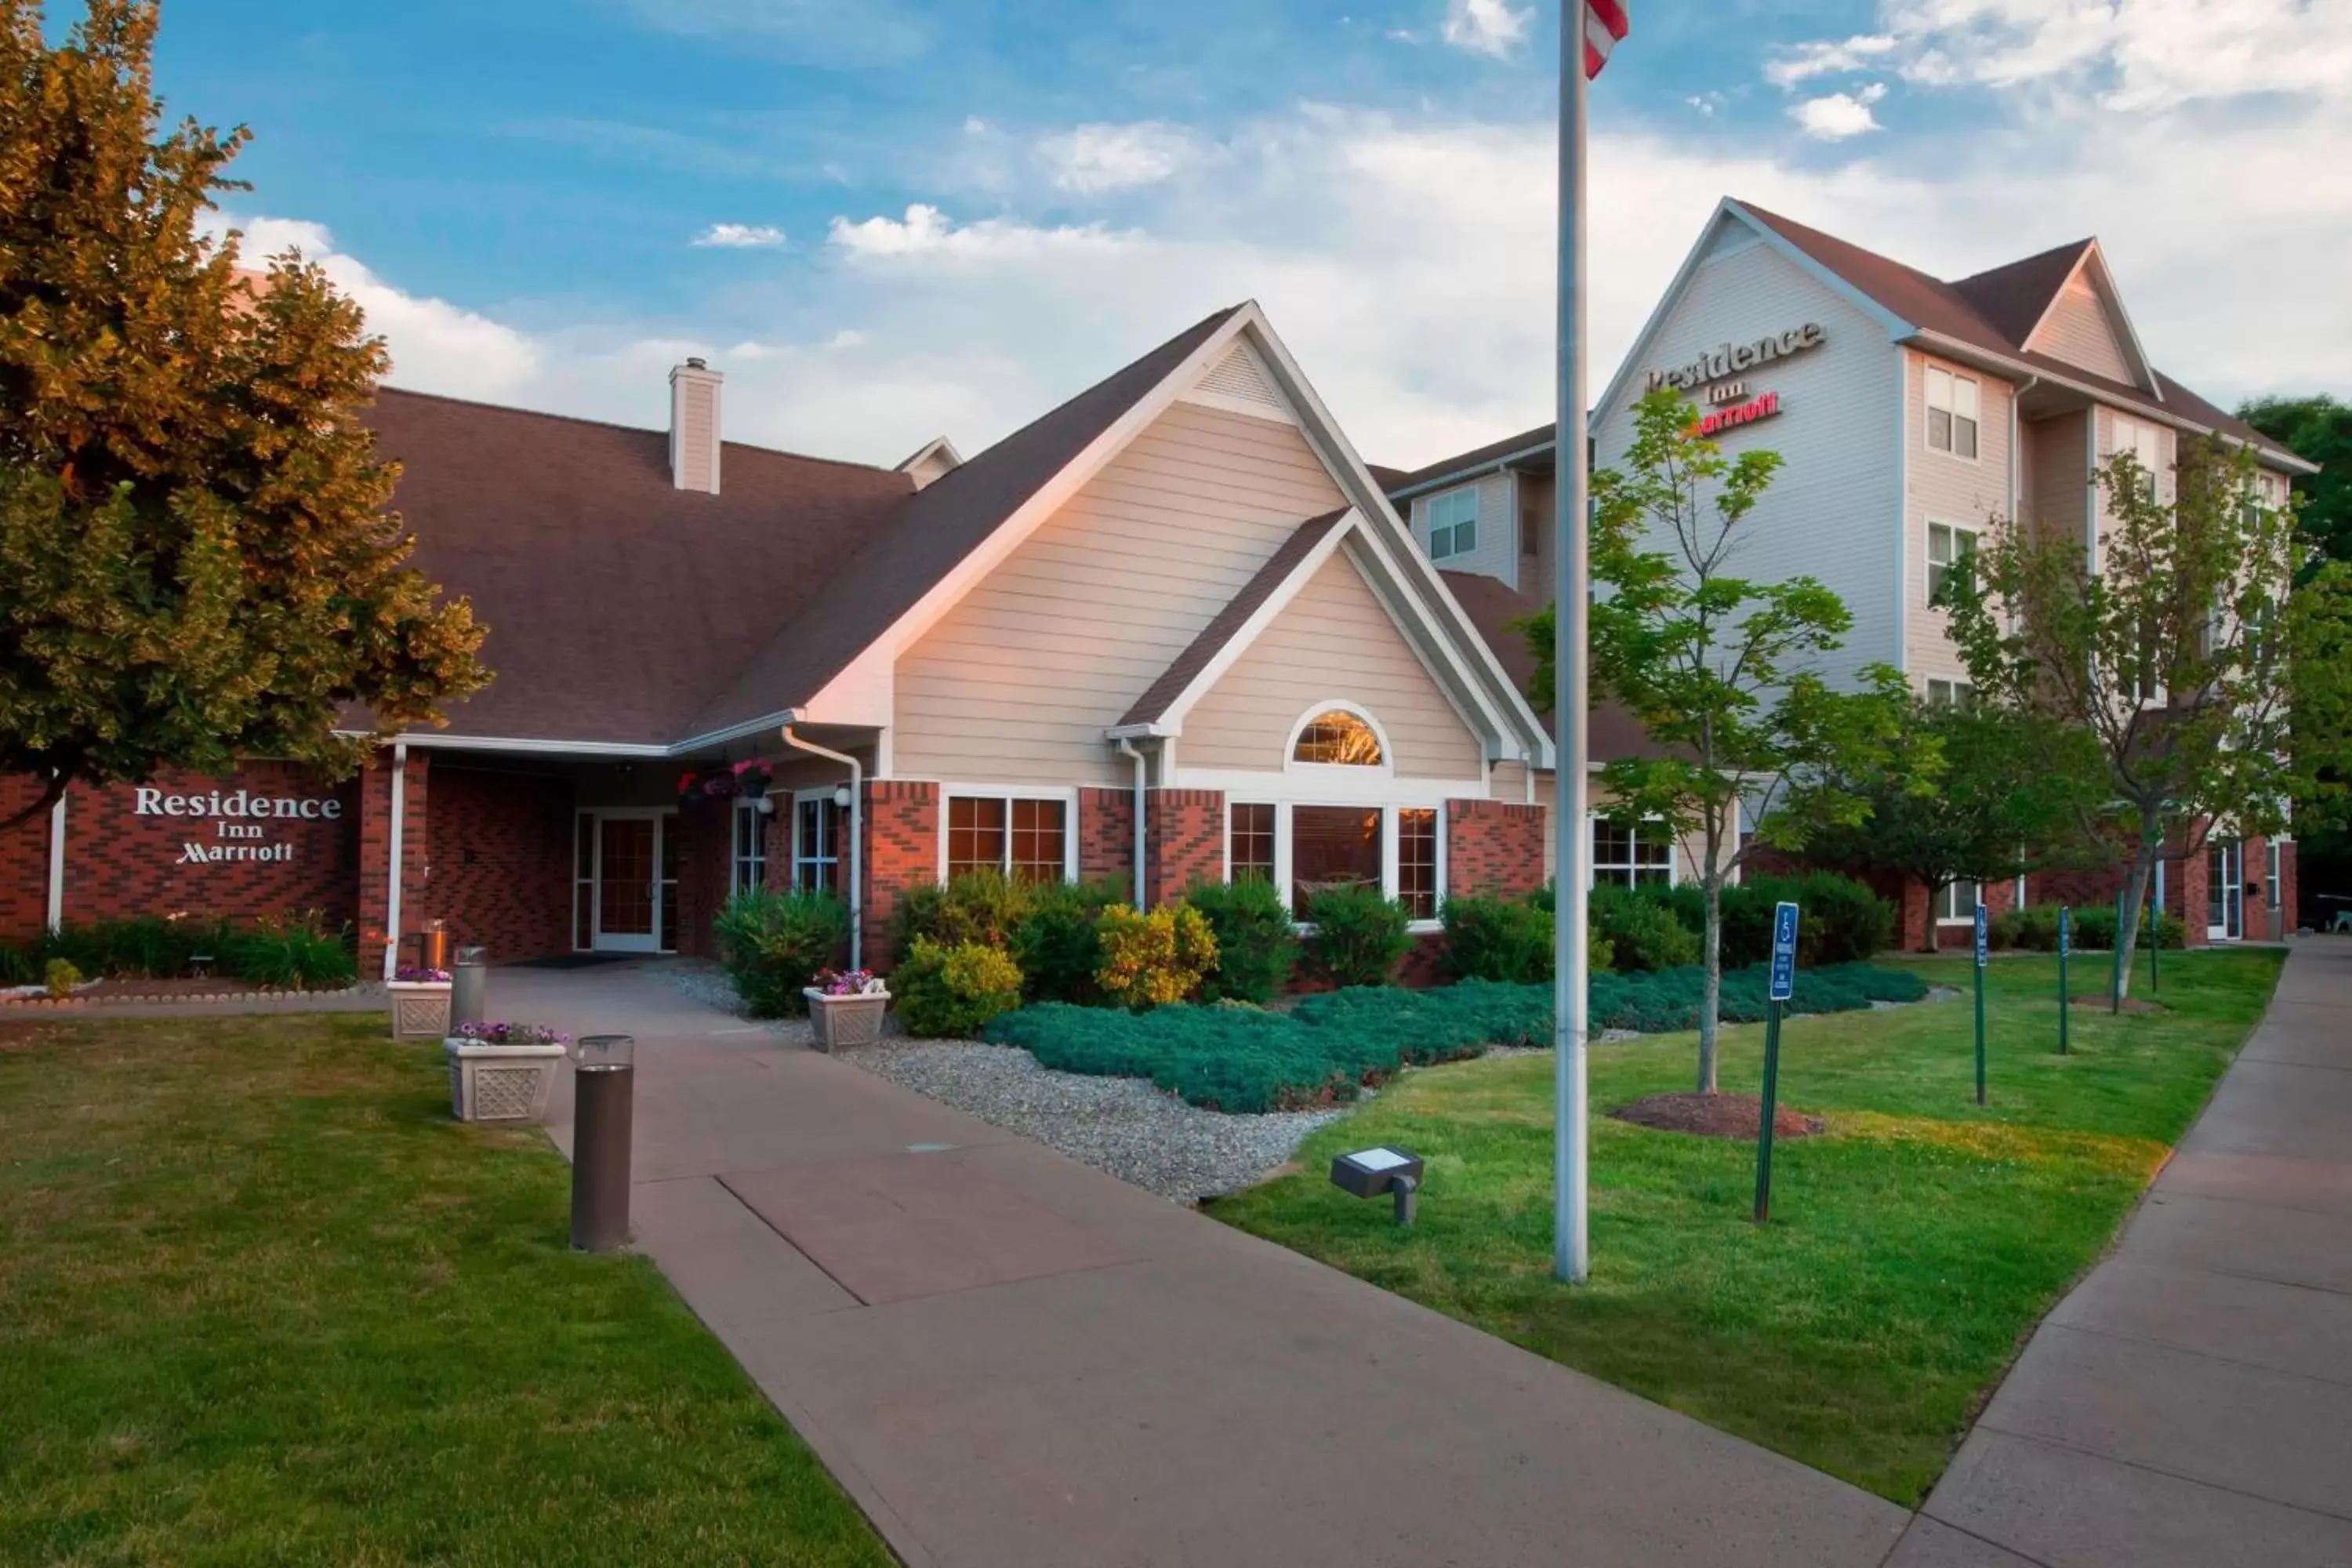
[
  {"left": 1283, "top": 700, "right": 1396, "bottom": 776},
  {"left": 786, "top": 788, "right": 844, "bottom": 895},
  {"left": 1585, "top": 811, "right": 1680, "bottom": 890},
  {"left": 361, "top": 731, "right": 672, "bottom": 759},
  {"left": 1174, "top": 766, "right": 1477, "bottom": 807},
  {"left": 1926, "top": 517, "right": 1981, "bottom": 605},
  {"left": 1244, "top": 798, "right": 1451, "bottom": 921},
  {"left": 45, "top": 789, "right": 67, "bottom": 932},
  {"left": 383, "top": 743, "right": 408, "bottom": 982},
  {"left": 895, "top": 435, "right": 965, "bottom": 477},
  {"left": 2020, "top": 245, "right": 2161, "bottom": 398},
  {"left": 1922, "top": 359, "right": 1985, "bottom": 466},
  {"left": 1181, "top": 388, "right": 1302, "bottom": 426},
  {"left": 938, "top": 784, "right": 1082, "bottom": 884},
  {"left": 579, "top": 808, "right": 680, "bottom": 955}
]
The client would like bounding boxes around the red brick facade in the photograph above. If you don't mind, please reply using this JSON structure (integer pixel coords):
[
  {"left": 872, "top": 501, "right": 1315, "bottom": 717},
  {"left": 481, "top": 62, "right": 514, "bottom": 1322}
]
[
  {"left": 1446, "top": 799, "right": 1548, "bottom": 899},
  {"left": 1077, "top": 786, "right": 1135, "bottom": 897},
  {"left": 862, "top": 780, "right": 940, "bottom": 968},
  {"left": 672, "top": 795, "right": 732, "bottom": 961},
  {"left": 1145, "top": 789, "right": 1225, "bottom": 909},
  {"left": 416, "top": 764, "right": 575, "bottom": 962},
  {"left": 1, "top": 775, "right": 54, "bottom": 942}
]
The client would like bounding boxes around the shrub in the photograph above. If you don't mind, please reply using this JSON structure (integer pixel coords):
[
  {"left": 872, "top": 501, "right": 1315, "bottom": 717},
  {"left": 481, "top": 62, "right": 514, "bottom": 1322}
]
[
  {"left": 226, "top": 912, "right": 357, "bottom": 990},
  {"left": 2009, "top": 904, "right": 2065, "bottom": 952},
  {"left": 0, "top": 942, "right": 35, "bottom": 986},
  {"left": 712, "top": 889, "right": 851, "bottom": 1017},
  {"left": 1987, "top": 910, "right": 2020, "bottom": 951},
  {"left": 1441, "top": 893, "right": 1554, "bottom": 984},
  {"left": 889, "top": 872, "right": 1029, "bottom": 960},
  {"left": 1743, "top": 873, "right": 1895, "bottom": 965},
  {"left": 2070, "top": 906, "right": 2118, "bottom": 949},
  {"left": 1302, "top": 884, "right": 1413, "bottom": 988},
  {"left": 1094, "top": 904, "right": 1220, "bottom": 1009},
  {"left": 1589, "top": 883, "right": 1701, "bottom": 973},
  {"left": 45, "top": 957, "right": 82, "bottom": 998},
  {"left": 1011, "top": 877, "right": 1124, "bottom": 1005},
  {"left": 1183, "top": 878, "right": 1301, "bottom": 1003},
  {"left": 895, "top": 939, "right": 1024, "bottom": 1038}
]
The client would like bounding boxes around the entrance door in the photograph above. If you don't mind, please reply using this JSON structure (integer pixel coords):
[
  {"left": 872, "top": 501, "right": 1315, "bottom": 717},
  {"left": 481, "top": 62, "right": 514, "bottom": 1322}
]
[
  {"left": 593, "top": 815, "right": 675, "bottom": 953},
  {"left": 2207, "top": 840, "right": 2245, "bottom": 942}
]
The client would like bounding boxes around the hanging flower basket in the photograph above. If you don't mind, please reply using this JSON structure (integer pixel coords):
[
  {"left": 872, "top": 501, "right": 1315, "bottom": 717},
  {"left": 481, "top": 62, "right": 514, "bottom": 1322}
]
[{"left": 731, "top": 757, "right": 775, "bottom": 797}]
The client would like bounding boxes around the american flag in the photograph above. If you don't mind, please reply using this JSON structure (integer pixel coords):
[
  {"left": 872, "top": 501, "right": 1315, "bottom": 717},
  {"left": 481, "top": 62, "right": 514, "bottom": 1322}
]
[{"left": 1583, "top": 0, "right": 1629, "bottom": 79}]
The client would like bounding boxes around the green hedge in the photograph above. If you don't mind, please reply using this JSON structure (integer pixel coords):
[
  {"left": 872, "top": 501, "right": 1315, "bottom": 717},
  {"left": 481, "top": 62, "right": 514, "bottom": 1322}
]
[
  {"left": 983, "top": 961, "right": 1929, "bottom": 1113},
  {"left": 1, "top": 914, "right": 354, "bottom": 990},
  {"left": 712, "top": 889, "right": 851, "bottom": 1017},
  {"left": 2001, "top": 902, "right": 2185, "bottom": 953}
]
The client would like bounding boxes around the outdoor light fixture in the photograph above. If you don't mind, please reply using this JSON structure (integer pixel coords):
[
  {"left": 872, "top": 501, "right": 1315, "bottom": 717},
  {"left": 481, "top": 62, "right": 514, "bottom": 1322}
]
[
  {"left": 833, "top": 785, "right": 854, "bottom": 810},
  {"left": 1330, "top": 1146, "right": 1424, "bottom": 1226},
  {"left": 754, "top": 794, "right": 776, "bottom": 815}
]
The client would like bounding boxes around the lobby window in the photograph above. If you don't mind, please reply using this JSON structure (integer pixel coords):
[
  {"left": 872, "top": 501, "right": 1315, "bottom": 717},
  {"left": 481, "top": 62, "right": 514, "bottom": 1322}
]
[
  {"left": 1936, "top": 879, "right": 1980, "bottom": 926},
  {"left": 1926, "top": 366, "right": 1980, "bottom": 459},
  {"left": 947, "top": 796, "right": 1068, "bottom": 884},
  {"left": 1293, "top": 709, "right": 1385, "bottom": 767},
  {"left": 1427, "top": 488, "right": 1479, "bottom": 561},
  {"left": 1230, "top": 802, "right": 1276, "bottom": 883},
  {"left": 1293, "top": 805, "right": 1381, "bottom": 911},
  {"left": 794, "top": 797, "right": 840, "bottom": 893},
  {"left": 1398, "top": 808, "right": 1439, "bottom": 920},
  {"left": 1926, "top": 678, "right": 1976, "bottom": 710},
  {"left": 1927, "top": 522, "right": 1978, "bottom": 605},
  {"left": 733, "top": 800, "right": 769, "bottom": 897},
  {"left": 1592, "top": 818, "right": 1674, "bottom": 888}
]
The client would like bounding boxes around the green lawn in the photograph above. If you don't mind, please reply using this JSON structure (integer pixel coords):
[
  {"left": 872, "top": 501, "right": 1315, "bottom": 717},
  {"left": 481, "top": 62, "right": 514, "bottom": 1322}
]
[
  {"left": 0, "top": 1014, "right": 891, "bottom": 1566},
  {"left": 1209, "top": 949, "right": 2285, "bottom": 1506}
]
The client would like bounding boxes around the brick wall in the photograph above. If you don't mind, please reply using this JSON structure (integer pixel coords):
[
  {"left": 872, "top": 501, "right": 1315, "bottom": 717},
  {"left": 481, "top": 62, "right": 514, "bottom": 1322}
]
[
  {"left": 1077, "top": 786, "right": 1134, "bottom": 898},
  {"left": 416, "top": 764, "right": 574, "bottom": 961},
  {"left": 358, "top": 750, "right": 431, "bottom": 975},
  {"left": 1145, "top": 789, "right": 1224, "bottom": 909},
  {"left": 1446, "top": 799, "right": 1547, "bottom": 899},
  {"left": 672, "top": 795, "right": 732, "bottom": 961},
  {"left": 1, "top": 775, "right": 52, "bottom": 942},
  {"left": 863, "top": 781, "right": 939, "bottom": 969}
]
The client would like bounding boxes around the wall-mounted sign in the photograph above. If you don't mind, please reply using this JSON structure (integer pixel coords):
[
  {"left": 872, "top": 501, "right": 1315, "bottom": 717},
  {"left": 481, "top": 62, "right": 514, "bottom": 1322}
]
[
  {"left": 1645, "top": 323, "right": 1826, "bottom": 394},
  {"left": 1697, "top": 391, "right": 1781, "bottom": 438},
  {"left": 133, "top": 786, "right": 343, "bottom": 867}
]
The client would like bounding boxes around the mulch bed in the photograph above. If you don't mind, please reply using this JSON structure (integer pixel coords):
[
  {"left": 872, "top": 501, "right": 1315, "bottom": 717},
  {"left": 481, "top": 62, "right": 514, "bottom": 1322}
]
[
  {"left": 2071, "top": 995, "right": 2167, "bottom": 1014},
  {"left": 1610, "top": 1091, "right": 1826, "bottom": 1141}
]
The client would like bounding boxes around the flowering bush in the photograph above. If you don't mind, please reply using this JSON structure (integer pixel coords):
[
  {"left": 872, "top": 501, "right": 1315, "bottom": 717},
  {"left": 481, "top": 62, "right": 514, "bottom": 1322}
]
[
  {"left": 810, "top": 967, "right": 886, "bottom": 997},
  {"left": 1094, "top": 903, "right": 1220, "bottom": 1010},
  {"left": 393, "top": 965, "right": 451, "bottom": 984},
  {"left": 453, "top": 1021, "right": 570, "bottom": 1047},
  {"left": 894, "top": 940, "right": 1023, "bottom": 1037}
]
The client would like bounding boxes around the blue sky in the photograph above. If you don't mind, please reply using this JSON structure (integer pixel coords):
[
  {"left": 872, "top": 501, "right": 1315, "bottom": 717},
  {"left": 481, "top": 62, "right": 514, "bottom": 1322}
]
[{"left": 151, "top": 0, "right": 2352, "bottom": 468}]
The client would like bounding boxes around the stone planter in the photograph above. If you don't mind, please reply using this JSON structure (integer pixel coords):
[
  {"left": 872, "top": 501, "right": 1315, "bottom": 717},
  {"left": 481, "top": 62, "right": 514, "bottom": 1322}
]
[
  {"left": 388, "top": 981, "right": 453, "bottom": 1042},
  {"left": 804, "top": 989, "right": 890, "bottom": 1052},
  {"left": 445, "top": 1037, "right": 568, "bottom": 1122}
]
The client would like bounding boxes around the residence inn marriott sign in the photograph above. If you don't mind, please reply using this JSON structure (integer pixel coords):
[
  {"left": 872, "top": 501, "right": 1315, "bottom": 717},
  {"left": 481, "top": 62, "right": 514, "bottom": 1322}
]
[{"left": 134, "top": 782, "right": 348, "bottom": 866}]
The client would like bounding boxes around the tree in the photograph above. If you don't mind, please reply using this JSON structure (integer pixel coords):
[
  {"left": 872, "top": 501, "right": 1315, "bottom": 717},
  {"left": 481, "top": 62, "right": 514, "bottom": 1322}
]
[
  {"left": 1521, "top": 390, "right": 1910, "bottom": 1094},
  {"left": 0, "top": 0, "right": 486, "bottom": 833},
  {"left": 2240, "top": 395, "right": 2352, "bottom": 572},
  {"left": 1809, "top": 695, "right": 2096, "bottom": 953},
  {"left": 1943, "top": 434, "right": 2352, "bottom": 1001}
]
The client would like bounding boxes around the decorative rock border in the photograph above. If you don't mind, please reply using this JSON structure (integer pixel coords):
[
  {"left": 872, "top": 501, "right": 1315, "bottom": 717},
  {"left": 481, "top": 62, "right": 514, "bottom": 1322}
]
[{"left": 0, "top": 983, "right": 379, "bottom": 1009}]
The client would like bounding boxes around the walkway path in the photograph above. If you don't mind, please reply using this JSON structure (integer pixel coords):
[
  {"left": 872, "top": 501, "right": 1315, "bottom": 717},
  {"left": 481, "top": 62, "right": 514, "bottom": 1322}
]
[
  {"left": 1904, "top": 939, "right": 2352, "bottom": 1566},
  {"left": 510, "top": 964, "right": 1910, "bottom": 1568}
]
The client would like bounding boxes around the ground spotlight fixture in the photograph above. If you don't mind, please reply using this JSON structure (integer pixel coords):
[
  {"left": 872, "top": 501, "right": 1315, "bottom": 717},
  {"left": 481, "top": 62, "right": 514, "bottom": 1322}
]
[{"left": 1330, "top": 1146, "right": 1424, "bottom": 1226}]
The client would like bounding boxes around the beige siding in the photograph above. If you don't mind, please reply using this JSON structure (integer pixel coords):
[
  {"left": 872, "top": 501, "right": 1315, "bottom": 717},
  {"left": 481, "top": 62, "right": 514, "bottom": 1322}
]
[
  {"left": 1905, "top": 350, "right": 2016, "bottom": 687},
  {"left": 2034, "top": 278, "right": 2134, "bottom": 384},
  {"left": 1182, "top": 550, "right": 1483, "bottom": 779},
  {"left": 2093, "top": 404, "right": 2177, "bottom": 557},
  {"left": 2026, "top": 408, "right": 2092, "bottom": 549},
  {"left": 1491, "top": 759, "right": 1534, "bottom": 804},
  {"left": 893, "top": 401, "right": 1345, "bottom": 785}
]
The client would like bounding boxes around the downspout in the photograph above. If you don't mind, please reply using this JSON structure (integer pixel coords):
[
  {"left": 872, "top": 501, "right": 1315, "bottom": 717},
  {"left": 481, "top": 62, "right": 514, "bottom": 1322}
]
[
  {"left": 780, "top": 716, "right": 864, "bottom": 971},
  {"left": 384, "top": 742, "right": 408, "bottom": 982},
  {"left": 45, "top": 787, "right": 67, "bottom": 933},
  {"left": 1116, "top": 739, "right": 1149, "bottom": 906}
]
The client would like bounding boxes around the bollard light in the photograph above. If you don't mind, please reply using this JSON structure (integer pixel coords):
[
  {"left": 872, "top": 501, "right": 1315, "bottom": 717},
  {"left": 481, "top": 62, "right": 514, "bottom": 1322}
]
[
  {"left": 1331, "top": 1146, "right": 1425, "bottom": 1226},
  {"left": 571, "top": 1035, "right": 637, "bottom": 1252}
]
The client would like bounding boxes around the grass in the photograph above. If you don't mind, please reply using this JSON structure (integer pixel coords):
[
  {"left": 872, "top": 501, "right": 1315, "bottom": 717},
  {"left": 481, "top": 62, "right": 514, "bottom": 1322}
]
[
  {"left": 1208, "top": 948, "right": 2286, "bottom": 1507},
  {"left": 0, "top": 1014, "right": 892, "bottom": 1566}
]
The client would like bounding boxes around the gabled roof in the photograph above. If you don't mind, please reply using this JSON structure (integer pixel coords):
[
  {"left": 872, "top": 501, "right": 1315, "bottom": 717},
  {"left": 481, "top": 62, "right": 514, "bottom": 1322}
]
[
  {"left": 1386, "top": 421, "right": 1557, "bottom": 499},
  {"left": 1950, "top": 238, "right": 2096, "bottom": 348}
]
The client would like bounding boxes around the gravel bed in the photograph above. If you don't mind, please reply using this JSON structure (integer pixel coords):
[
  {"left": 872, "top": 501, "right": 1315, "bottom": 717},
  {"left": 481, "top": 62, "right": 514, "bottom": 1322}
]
[{"left": 843, "top": 1037, "right": 1346, "bottom": 1204}]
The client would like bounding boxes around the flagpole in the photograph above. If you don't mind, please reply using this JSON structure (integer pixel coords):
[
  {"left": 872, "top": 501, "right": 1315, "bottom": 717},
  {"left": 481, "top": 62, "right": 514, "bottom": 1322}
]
[{"left": 1553, "top": 2, "right": 1592, "bottom": 1286}]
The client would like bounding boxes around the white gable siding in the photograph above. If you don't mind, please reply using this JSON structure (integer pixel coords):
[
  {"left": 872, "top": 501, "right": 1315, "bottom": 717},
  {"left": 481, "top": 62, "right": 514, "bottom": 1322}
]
[
  {"left": 891, "top": 400, "right": 1345, "bottom": 786},
  {"left": 1905, "top": 349, "right": 2016, "bottom": 687},
  {"left": 1181, "top": 548, "right": 1483, "bottom": 779},
  {"left": 2034, "top": 278, "right": 2136, "bottom": 385},
  {"left": 1592, "top": 218, "right": 1904, "bottom": 687},
  {"left": 1408, "top": 473, "right": 1518, "bottom": 590}
]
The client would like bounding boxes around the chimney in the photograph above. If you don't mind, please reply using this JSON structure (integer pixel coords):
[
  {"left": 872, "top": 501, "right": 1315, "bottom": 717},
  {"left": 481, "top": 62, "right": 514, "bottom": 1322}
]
[{"left": 669, "top": 358, "right": 724, "bottom": 494}]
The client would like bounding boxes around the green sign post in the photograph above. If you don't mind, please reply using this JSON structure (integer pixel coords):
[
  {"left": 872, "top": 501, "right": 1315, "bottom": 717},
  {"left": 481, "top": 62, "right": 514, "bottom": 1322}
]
[
  {"left": 1973, "top": 902, "right": 1991, "bottom": 1106},
  {"left": 1755, "top": 901, "right": 1801, "bottom": 1225},
  {"left": 2057, "top": 906, "right": 2072, "bottom": 1056},
  {"left": 2110, "top": 892, "right": 2126, "bottom": 1011},
  {"left": 2147, "top": 884, "right": 2161, "bottom": 995}
]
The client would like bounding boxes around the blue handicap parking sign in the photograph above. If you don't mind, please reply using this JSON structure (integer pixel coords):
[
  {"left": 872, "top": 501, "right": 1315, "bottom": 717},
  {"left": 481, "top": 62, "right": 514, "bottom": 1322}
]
[
  {"left": 1769, "top": 902, "right": 1800, "bottom": 1001},
  {"left": 2059, "top": 906, "right": 2071, "bottom": 957},
  {"left": 1974, "top": 903, "right": 1991, "bottom": 968}
]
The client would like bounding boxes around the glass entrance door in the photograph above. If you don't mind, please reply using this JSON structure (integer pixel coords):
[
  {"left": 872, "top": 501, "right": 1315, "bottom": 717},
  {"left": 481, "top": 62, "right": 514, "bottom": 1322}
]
[
  {"left": 591, "top": 814, "right": 677, "bottom": 953},
  {"left": 2207, "top": 840, "right": 2244, "bottom": 942}
]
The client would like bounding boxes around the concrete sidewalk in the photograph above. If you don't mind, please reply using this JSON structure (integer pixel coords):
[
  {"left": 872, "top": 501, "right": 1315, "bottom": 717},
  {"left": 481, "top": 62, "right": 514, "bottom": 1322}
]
[
  {"left": 513, "top": 963, "right": 1910, "bottom": 1568},
  {"left": 1910, "top": 940, "right": 2352, "bottom": 1567}
]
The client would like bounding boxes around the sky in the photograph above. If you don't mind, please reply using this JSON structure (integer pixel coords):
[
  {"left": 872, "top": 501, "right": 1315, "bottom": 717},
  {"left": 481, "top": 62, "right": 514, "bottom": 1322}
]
[{"left": 144, "top": 0, "right": 2352, "bottom": 471}]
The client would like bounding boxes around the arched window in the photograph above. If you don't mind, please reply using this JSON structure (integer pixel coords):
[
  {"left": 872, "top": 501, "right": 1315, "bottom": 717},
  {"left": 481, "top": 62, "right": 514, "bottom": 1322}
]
[{"left": 1292, "top": 709, "right": 1384, "bottom": 767}]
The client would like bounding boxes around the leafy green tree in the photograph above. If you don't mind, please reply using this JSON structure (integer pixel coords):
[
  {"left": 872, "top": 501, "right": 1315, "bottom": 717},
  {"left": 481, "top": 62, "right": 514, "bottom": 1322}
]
[
  {"left": 1521, "top": 390, "right": 1909, "bottom": 1094},
  {"left": 0, "top": 0, "right": 487, "bottom": 833},
  {"left": 2240, "top": 395, "right": 2352, "bottom": 571},
  {"left": 1943, "top": 435, "right": 2352, "bottom": 1001}
]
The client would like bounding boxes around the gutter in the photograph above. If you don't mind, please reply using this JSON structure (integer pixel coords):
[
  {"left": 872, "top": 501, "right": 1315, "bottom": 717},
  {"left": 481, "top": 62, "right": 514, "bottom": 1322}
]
[
  {"left": 1115, "top": 739, "right": 1149, "bottom": 904},
  {"left": 45, "top": 789, "right": 67, "bottom": 932},
  {"left": 1386, "top": 438, "right": 1559, "bottom": 504},
  {"left": 779, "top": 713, "right": 864, "bottom": 971}
]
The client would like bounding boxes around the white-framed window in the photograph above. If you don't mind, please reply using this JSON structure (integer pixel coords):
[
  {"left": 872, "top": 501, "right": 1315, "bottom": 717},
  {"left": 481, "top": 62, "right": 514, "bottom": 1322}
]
[
  {"left": 1223, "top": 800, "right": 1450, "bottom": 930},
  {"left": 1936, "top": 879, "right": 1980, "bottom": 925},
  {"left": 1927, "top": 521, "right": 1979, "bottom": 606},
  {"left": 1926, "top": 678, "right": 1976, "bottom": 710},
  {"left": 943, "top": 790, "right": 1073, "bottom": 884},
  {"left": 732, "top": 799, "right": 769, "bottom": 897},
  {"left": 1291, "top": 708, "right": 1386, "bottom": 768},
  {"left": 2109, "top": 414, "right": 2163, "bottom": 502},
  {"left": 1591, "top": 817, "right": 1675, "bottom": 888},
  {"left": 1926, "top": 365, "right": 1981, "bottom": 459},
  {"left": 1427, "top": 487, "right": 1479, "bottom": 561},
  {"left": 793, "top": 794, "right": 840, "bottom": 893}
]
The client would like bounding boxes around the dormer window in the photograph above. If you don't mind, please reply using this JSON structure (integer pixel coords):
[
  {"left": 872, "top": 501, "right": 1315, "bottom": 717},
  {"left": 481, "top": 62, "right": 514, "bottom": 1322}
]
[{"left": 1292, "top": 709, "right": 1385, "bottom": 766}]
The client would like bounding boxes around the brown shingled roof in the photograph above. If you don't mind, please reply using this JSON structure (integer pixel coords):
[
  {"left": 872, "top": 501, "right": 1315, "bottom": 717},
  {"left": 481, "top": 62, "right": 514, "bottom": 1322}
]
[
  {"left": 1439, "top": 570, "right": 1662, "bottom": 761},
  {"left": 1950, "top": 238, "right": 2096, "bottom": 347}
]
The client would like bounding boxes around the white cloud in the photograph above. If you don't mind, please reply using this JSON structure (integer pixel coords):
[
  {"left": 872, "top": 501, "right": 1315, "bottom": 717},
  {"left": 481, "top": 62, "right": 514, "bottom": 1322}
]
[
  {"left": 1765, "top": 34, "right": 1897, "bottom": 89},
  {"left": 1441, "top": 0, "right": 1531, "bottom": 59},
  {"left": 692, "top": 223, "right": 786, "bottom": 249},
  {"left": 826, "top": 204, "right": 1140, "bottom": 260},
  {"left": 1036, "top": 122, "right": 1197, "bottom": 194},
  {"left": 1791, "top": 82, "right": 1889, "bottom": 140}
]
